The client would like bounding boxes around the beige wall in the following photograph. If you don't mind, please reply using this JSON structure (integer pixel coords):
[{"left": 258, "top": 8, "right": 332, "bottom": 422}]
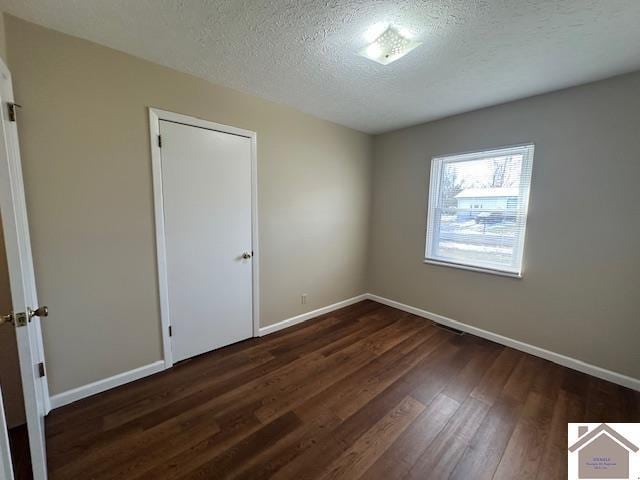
[
  {"left": 0, "top": 12, "right": 6, "bottom": 62},
  {"left": 369, "top": 71, "right": 640, "bottom": 379},
  {"left": 5, "top": 16, "right": 371, "bottom": 395}
]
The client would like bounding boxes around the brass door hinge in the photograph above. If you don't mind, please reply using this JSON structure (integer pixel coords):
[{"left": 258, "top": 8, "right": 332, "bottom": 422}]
[{"left": 7, "top": 102, "right": 21, "bottom": 122}]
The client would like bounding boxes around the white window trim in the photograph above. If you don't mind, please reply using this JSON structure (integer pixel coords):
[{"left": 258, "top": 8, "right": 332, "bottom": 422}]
[
  {"left": 424, "top": 143, "right": 535, "bottom": 278},
  {"left": 423, "top": 258, "right": 523, "bottom": 278}
]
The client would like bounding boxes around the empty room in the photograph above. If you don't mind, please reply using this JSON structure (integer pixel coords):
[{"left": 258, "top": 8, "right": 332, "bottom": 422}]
[{"left": 0, "top": 1, "right": 638, "bottom": 479}]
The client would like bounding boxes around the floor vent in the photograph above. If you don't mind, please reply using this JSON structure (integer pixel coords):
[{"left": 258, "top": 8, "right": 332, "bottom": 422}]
[{"left": 432, "top": 322, "right": 465, "bottom": 336}]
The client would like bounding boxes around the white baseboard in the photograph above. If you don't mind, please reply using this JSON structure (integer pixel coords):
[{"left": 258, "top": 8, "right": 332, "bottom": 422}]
[
  {"left": 49, "top": 360, "right": 166, "bottom": 410},
  {"left": 49, "top": 295, "right": 367, "bottom": 410},
  {"left": 365, "top": 293, "right": 640, "bottom": 392},
  {"left": 258, "top": 294, "right": 369, "bottom": 336},
  {"left": 48, "top": 291, "right": 638, "bottom": 411}
]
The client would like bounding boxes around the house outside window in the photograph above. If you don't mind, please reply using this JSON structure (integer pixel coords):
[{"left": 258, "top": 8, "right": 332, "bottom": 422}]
[{"left": 425, "top": 144, "right": 534, "bottom": 277}]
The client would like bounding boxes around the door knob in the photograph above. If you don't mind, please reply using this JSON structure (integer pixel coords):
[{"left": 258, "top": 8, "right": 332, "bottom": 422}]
[
  {"left": 0, "top": 313, "right": 13, "bottom": 326},
  {"left": 0, "top": 311, "right": 28, "bottom": 327},
  {"left": 241, "top": 252, "right": 252, "bottom": 259},
  {"left": 28, "top": 306, "right": 48, "bottom": 320}
]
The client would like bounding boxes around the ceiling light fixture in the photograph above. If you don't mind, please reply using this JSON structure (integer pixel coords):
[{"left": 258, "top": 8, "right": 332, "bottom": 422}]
[{"left": 358, "top": 26, "right": 421, "bottom": 65}]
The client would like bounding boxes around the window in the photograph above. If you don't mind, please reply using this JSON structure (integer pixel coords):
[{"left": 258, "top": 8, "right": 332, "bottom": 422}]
[{"left": 425, "top": 144, "right": 534, "bottom": 277}]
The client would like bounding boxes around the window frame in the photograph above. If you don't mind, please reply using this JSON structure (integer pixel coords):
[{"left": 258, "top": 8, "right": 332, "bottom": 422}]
[{"left": 424, "top": 143, "right": 535, "bottom": 278}]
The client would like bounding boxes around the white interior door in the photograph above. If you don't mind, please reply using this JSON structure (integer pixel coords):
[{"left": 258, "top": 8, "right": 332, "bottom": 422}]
[
  {"left": 0, "top": 60, "right": 49, "bottom": 479},
  {"left": 0, "top": 387, "right": 14, "bottom": 480},
  {"left": 159, "top": 120, "right": 254, "bottom": 362}
]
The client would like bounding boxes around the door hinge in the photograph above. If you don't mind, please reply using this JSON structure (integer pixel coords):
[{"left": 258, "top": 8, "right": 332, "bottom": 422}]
[
  {"left": 7, "top": 102, "right": 21, "bottom": 122},
  {"left": 158, "top": 135, "right": 162, "bottom": 148},
  {"left": 168, "top": 325, "right": 172, "bottom": 337},
  {"left": 37, "top": 362, "right": 46, "bottom": 378}
]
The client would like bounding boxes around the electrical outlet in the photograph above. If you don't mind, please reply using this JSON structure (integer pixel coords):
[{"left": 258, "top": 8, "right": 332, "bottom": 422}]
[{"left": 301, "top": 294, "right": 307, "bottom": 305}]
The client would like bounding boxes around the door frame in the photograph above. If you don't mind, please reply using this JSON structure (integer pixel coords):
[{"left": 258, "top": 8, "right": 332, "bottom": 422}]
[{"left": 148, "top": 108, "right": 259, "bottom": 368}]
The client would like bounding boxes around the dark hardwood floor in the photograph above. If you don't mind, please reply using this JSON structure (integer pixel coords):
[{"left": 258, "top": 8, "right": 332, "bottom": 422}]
[{"left": 42, "top": 300, "right": 639, "bottom": 479}]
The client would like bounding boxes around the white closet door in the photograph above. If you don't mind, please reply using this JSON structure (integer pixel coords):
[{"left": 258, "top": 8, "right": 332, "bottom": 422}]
[{"left": 159, "top": 120, "right": 253, "bottom": 362}]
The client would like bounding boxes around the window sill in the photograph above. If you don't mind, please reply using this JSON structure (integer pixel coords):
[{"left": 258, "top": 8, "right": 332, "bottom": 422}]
[{"left": 423, "top": 258, "right": 522, "bottom": 279}]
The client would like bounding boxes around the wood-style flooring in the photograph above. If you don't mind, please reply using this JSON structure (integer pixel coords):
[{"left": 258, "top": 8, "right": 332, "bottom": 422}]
[{"left": 43, "top": 300, "right": 639, "bottom": 479}]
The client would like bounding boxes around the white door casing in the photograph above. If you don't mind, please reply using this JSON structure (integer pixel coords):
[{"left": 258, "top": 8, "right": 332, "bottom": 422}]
[
  {"left": 0, "top": 59, "right": 50, "bottom": 479},
  {"left": 149, "top": 109, "right": 259, "bottom": 366}
]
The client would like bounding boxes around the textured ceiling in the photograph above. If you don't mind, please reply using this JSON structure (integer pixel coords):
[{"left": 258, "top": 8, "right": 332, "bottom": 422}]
[{"left": 2, "top": 0, "right": 640, "bottom": 133}]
